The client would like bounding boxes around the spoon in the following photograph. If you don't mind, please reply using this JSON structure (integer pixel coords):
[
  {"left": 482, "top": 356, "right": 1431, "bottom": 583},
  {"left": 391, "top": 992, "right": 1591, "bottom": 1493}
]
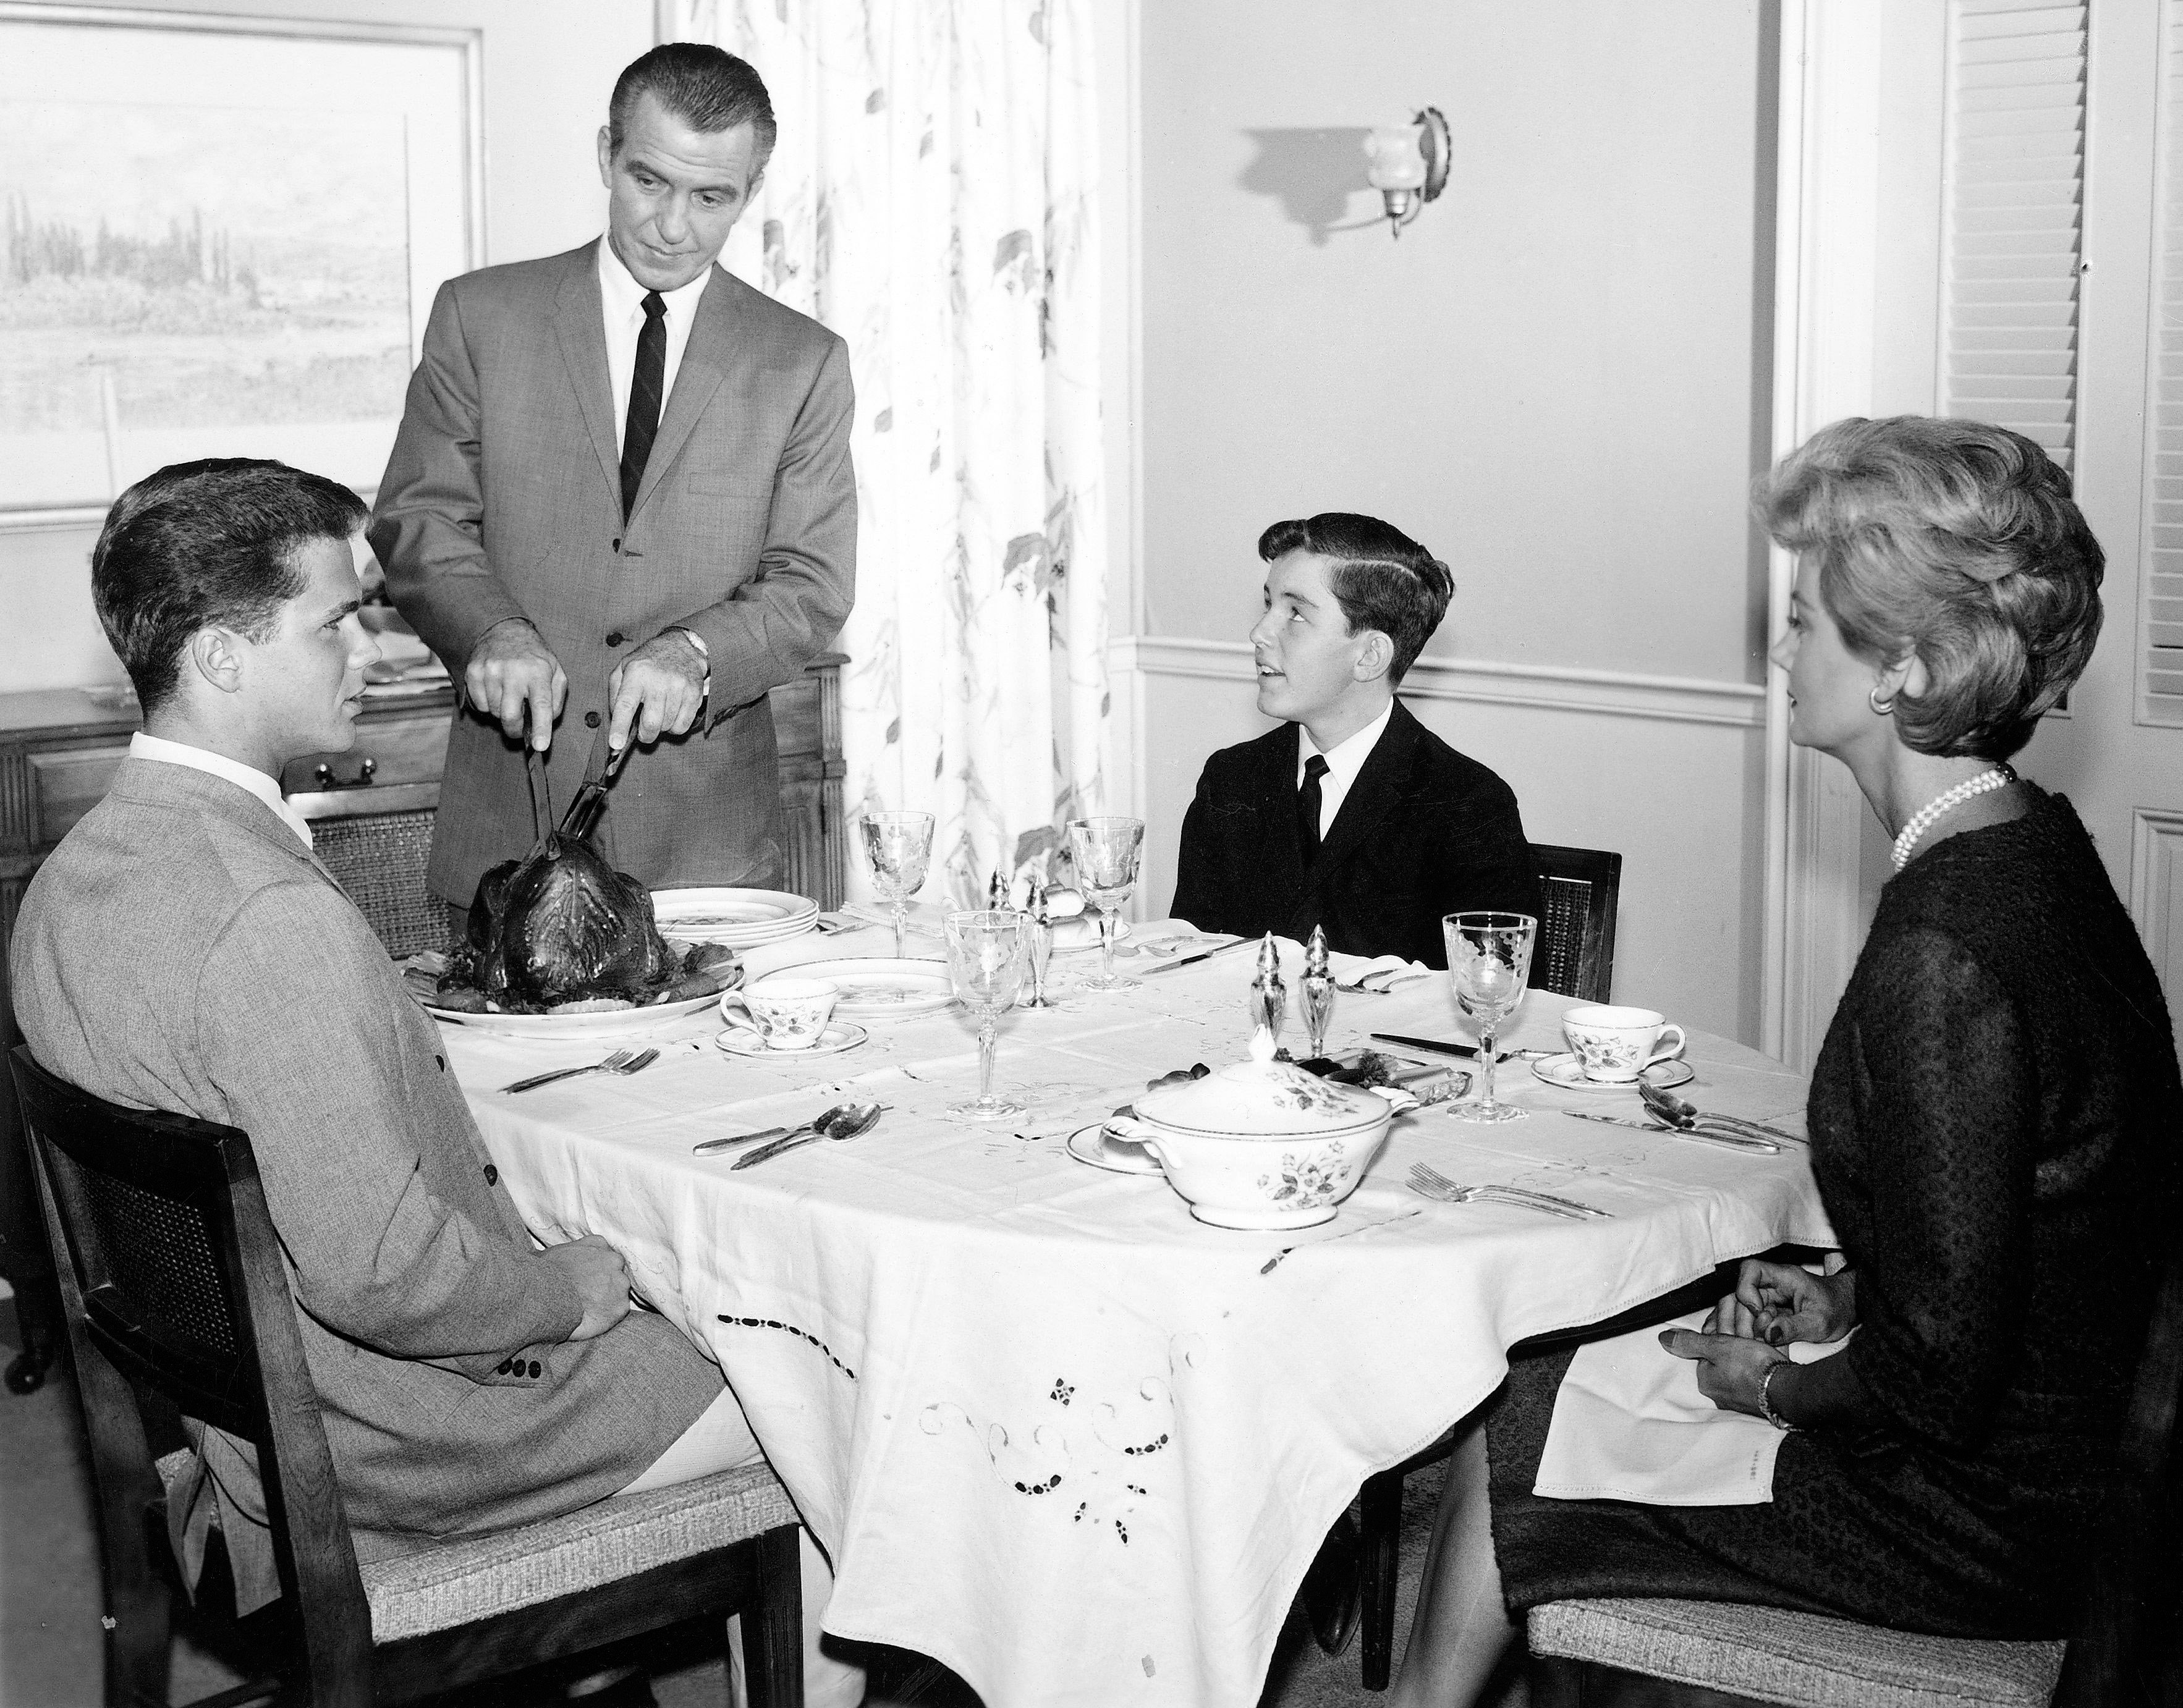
[
  {"left": 730, "top": 1101, "right": 885, "bottom": 1169},
  {"left": 1636, "top": 1081, "right": 1800, "bottom": 1146}
]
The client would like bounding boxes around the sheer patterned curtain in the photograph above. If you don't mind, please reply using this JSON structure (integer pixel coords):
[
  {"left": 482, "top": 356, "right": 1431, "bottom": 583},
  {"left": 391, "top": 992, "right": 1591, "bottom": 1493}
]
[{"left": 660, "top": 0, "right": 1109, "bottom": 908}]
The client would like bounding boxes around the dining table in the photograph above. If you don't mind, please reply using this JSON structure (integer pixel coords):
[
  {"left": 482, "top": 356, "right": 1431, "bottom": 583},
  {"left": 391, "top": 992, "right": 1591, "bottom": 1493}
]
[{"left": 434, "top": 909, "right": 1835, "bottom": 1708}]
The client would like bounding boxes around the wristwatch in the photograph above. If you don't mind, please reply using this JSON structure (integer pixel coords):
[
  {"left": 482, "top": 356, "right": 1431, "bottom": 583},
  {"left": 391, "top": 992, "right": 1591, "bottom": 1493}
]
[{"left": 1758, "top": 1357, "right": 1799, "bottom": 1432}]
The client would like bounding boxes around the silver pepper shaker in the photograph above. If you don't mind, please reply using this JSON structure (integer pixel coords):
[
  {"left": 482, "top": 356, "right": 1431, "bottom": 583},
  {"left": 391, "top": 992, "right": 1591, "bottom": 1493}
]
[
  {"left": 1248, "top": 932, "right": 1287, "bottom": 1052},
  {"left": 1300, "top": 924, "right": 1335, "bottom": 1060},
  {"left": 1024, "top": 887, "right": 1056, "bottom": 1008}
]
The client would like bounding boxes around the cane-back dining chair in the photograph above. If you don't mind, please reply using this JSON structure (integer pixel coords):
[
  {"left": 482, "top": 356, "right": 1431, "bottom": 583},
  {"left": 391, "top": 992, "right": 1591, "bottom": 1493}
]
[
  {"left": 1524, "top": 1240, "right": 2183, "bottom": 1708},
  {"left": 11, "top": 1044, "right": 805, "bottom": 1708},
  {"left": 1346, "top": 842, "right": 1627, "bottom": 1687}
]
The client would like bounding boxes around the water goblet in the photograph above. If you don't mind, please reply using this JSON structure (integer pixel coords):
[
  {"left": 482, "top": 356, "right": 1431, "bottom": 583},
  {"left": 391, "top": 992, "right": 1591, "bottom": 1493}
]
[
  {"left": 1443, "top": 911, "right": 1537, "bottom": 1123},
  {"left": 946, "top": 909, "right": 1030, "bottom": 1120},
  {"left": 862, "top": 811, "right": 934, "bottom": 958},
  {"left": 1066, "top": 817, "right": 1146, "bottom": 991}
]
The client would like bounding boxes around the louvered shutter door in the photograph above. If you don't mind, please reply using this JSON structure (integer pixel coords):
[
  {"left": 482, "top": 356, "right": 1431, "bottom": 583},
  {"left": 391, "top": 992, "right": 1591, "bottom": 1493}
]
[
  {"left": 2143, "top": 2, "right": 2183, "bottom": 726},
  {"left": 1938, "top": 0, "right": 2087, "bottom": 473}
]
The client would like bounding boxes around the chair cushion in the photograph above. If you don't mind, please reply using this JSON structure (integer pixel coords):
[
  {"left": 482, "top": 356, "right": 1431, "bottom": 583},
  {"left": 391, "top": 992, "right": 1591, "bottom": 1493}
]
[
  {"left": 358, "top": 1463, "right": 799, "bottom": 1642},
  {"left": 1528, "top": 1598, "right": 2066, "bottom": 1708}
]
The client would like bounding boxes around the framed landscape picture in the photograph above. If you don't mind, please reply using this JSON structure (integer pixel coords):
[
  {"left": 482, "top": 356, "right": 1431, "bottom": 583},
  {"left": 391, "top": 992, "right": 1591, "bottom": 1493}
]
[{"left": 0, "top": 4, "right": 481, "bottom": 525}]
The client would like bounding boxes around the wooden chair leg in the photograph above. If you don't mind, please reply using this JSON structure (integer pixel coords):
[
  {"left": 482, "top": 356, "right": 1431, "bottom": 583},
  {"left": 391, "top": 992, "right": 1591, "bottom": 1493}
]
[
  {"left": 1357, "top": 1468, "right": 1404, "bottom": 1690},
  {"left": 739, "top": 1525, "right": 804, "bottom": 1708}
]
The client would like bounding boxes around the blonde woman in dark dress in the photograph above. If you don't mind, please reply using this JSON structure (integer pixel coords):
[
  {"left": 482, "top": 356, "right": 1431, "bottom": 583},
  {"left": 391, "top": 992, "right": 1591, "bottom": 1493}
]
[{"left": 1389, "top": 416, "right": 2182, "bottom": 1706}]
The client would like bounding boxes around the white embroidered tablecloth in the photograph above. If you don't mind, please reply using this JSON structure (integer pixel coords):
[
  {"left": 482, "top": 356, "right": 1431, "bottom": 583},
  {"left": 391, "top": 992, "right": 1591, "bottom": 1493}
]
[{"left": 439, "top": 921, "right": 1833, "bottom": 1708}]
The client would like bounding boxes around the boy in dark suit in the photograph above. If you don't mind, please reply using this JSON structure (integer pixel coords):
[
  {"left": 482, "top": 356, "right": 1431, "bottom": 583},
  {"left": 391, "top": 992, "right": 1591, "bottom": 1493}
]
[{"left": 1171, "top": 513, "right": 1538, "bottom": 968}]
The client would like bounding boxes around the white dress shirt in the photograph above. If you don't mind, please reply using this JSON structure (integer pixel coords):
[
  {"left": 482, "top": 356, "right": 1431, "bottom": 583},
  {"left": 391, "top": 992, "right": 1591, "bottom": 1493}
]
[
  {"left": 130, "top": 731, "right": 313, "bottom": 850},
  {"left": 1296, "top": 698, "right": 1394, "bottom": 840},
  {"left": 598, "top": 238, "right": 713, "bottom": 454}
]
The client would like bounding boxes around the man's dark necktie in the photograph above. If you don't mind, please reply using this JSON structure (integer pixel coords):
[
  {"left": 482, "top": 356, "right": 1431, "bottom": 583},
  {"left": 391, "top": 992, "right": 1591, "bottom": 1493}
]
[
  {"left": 620, "top": 291, "right": 667, "bottom": 520},
  {"left": 1298, "top": 753, "right": 1329, "bottom": 866}
]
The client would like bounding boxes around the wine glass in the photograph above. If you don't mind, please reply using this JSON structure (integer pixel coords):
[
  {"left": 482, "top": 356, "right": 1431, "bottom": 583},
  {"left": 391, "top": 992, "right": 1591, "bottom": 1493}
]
[
  {"left": 862, "top": 811, "right": 934, "bottom": 958},
  {"left": 1443, "top": 912, "right": 1537, "bottom": 1123},
  {"left": 1066, "top": 817, "right": 1146, "bottom": 991},
  {"left": 946, "top": 910, "right": 1029, "bottom": 1120}
]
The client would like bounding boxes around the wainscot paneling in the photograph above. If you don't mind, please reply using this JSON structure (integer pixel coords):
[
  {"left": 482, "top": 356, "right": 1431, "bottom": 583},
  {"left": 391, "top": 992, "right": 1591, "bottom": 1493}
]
[
  {"left": 2130, "top": 808, "right": 2183, "bottom": 1059},
  {"left": 1114, "top": 638, "right": 1768, "bottom": 1046}
]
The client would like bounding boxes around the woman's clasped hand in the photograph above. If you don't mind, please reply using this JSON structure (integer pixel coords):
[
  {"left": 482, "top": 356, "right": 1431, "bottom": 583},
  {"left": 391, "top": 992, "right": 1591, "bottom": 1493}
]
[{"left": 1657, "top": 1258, "right": 1858, "bottom": 1419}]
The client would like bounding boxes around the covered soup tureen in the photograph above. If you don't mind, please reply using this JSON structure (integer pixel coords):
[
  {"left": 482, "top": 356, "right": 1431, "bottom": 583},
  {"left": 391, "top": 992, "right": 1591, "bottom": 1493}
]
[{"left": 1109, "top": 1031, "right": 1392, "bottom": 1229}]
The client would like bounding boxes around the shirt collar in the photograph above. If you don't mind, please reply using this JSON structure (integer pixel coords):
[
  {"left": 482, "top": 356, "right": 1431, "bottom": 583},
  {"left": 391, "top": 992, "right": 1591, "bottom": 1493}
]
[
  {"left": 597, "top": 235, "right": 713, "bottom": 326},
  {"left": 1302, "top": 698, "right": 1394, "bottom": 782},
  {"left": 129, "top": 731, "right": 313, "bottom": 850}
]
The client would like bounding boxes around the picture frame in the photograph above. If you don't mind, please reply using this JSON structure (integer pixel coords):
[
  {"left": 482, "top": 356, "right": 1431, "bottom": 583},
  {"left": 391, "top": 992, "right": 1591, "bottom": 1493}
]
[{"left": 0, "top": 3, "right": 483, "bottom": 528}]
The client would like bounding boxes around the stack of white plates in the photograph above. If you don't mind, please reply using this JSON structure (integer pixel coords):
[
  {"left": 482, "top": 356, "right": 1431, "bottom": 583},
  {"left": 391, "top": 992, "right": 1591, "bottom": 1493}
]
[{"left": 652, "top": 887, "right": 820, "bottom": 950}]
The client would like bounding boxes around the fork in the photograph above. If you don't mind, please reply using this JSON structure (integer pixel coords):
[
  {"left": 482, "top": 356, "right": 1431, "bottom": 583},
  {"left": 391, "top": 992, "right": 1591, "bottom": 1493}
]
[
  {"left": 501, "top": 1046, "right": 659, "bottom": 1095},
  {"left": 1407, "top": 1163, "right": 1610, "bottom": 1220},
  {"left": 1333, "top": 971, "right": 1398, "bottom": 996}
]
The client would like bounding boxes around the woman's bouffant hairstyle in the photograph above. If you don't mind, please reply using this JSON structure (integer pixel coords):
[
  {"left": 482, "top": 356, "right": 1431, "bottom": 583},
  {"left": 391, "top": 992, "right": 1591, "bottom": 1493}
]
[
  {"left": 92, "top": 458, "right": 366, "bottom": 715},
  {"left": 1761, "top": 416, "right": 2104, "bottom": 759},
  {"left": 1257, "top": 512, "right": 1455, "bottom": 683}
]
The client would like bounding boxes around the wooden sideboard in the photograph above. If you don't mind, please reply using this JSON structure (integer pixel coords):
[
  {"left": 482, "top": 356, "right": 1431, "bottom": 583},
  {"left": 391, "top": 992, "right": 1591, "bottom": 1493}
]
[{"left": 0, "top": 655, "right": 846, "bottom": 1367}]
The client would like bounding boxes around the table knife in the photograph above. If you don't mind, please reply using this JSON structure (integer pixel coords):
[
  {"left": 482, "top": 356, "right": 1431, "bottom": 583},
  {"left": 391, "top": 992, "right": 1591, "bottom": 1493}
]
[
  {"left": 1564, "top": 1110, "right": 1779, "bottom": 1153},
  {"left": 1138, "top": 938, "right": 1252, "bottom": 974},
  {"left": 1369, "top": 1032, "right": 1552, "bottom": 1062}
]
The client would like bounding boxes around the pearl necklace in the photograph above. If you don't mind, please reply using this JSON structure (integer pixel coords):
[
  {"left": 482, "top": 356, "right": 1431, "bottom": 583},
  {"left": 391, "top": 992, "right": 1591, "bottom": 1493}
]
[{"left": 1891, "top": 764, "right": 2015, "bottom": 872}]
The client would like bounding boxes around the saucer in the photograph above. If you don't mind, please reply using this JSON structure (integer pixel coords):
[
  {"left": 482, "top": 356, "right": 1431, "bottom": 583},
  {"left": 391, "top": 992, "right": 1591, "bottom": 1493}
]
[
  {"left": 1064, "top": 1122, "right": 1164, "bottom": 1176},
  {"left": 1531, "top": 1052, "right": 1695, "bottom": 1093},
  {"left": 714, "top": 1022, "right": 868, "bottom": 1059}
]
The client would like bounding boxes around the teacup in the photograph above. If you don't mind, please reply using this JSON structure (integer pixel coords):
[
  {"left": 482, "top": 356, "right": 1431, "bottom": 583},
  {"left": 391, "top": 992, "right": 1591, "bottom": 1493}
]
[
  {"left": 1562, "top": 1005, "right": 1687, "bottom": 1083},
  {"left": 721, "top": 977, "right": 839, "bottom": 1051}
]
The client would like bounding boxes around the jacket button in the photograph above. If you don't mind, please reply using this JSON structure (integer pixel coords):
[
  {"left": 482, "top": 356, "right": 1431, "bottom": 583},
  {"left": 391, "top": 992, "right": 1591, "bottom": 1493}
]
[
  {"left": 585, "top": 711, "right": 601, "bottom": 729},
  {"left": 527, "top": 1360, "right": 542, "bottom": 1378},
  {"left": 606, "top": 631, "right": 624, "bottom": 648},
  {"left": 483, "top": 1164, "right": 499, "bottom": 1185},
  {"left": 611, "top": 537, "right": 621, "bottom": 553},
  {"left": 435, "top": 1054, "right": 446, "bottom": 1071},
  {"left": 495, "top": 1359, "right": 511, "bottom": 1375}
]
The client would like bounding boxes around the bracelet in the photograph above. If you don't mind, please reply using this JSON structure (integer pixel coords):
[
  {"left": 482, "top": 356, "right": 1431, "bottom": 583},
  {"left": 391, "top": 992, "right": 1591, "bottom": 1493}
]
[{"left": 1758, "top": 1357, "right": 1798, "bottom": 1432}]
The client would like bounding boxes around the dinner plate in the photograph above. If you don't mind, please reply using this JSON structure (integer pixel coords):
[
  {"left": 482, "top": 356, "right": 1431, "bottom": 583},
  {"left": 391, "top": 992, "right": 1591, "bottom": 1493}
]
[
  {"left": 1064, "top": 1122, "right": 1165, "bottom": 1176},
  {"left": 714, "top": 1021, "right": 868, "bottom": 1058},
  {"left": 1530, "top": 1052, "right": 1696, "bottom": 1093},
  {"left": 653, "top": 887, "right": 819, "bottom": 949},
  {"left": 803, "top": 958, "right": 956, "bottom": 1019},
  {"left": 423, "top": 987, "right": 730, "bottom": 1041},
  {"left": 1048, "top": 915, "right": 1132, "bottom": 953}
]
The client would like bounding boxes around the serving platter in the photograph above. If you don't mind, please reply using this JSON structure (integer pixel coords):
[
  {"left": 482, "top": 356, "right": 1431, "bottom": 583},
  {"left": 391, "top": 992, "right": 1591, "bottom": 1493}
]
[{"left": 422, "top": 979, "right": 737, "bottom": 1040}]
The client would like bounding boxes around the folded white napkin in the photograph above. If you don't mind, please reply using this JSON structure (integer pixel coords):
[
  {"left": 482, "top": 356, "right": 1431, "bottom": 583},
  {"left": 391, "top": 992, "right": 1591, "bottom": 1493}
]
[
  {"left": 1532, "top": 1311, "right": 1852, "bottom": 1506},
  {"left": 1328, "top": 952, "right": 1436, "bottom": 990}
]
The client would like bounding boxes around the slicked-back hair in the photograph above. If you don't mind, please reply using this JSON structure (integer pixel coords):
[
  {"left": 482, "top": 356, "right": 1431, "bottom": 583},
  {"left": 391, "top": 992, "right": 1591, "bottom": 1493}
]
[
  {"left": 1761, "top": 415, "right": 2104, "bottom": 760},
  {"left": 1258, "top": 512, "right": 1454, "bottom": 682},
  {"left": 92, "top": 458, "right": 366, "bottom": 716},
  {"left": 609, "top": 43, "right": 777, "bottom": 174}
]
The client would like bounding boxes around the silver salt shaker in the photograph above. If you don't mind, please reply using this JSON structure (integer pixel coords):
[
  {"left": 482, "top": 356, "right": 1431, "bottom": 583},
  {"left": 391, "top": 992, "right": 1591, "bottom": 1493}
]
[
  {"left": 1024, "top": 887, "right": 1056, "bottom": 1008},
  {"left": 1300, "top": 924, "right": 1335, "bottom": 1060},
  {"left": 1248, "top": 932, "right": 1287, "bottom": 1053}
]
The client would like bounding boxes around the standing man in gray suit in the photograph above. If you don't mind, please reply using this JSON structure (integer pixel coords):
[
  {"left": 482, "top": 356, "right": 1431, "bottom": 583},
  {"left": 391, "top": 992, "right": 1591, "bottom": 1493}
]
[
  {"left": 15, "top": 460, "right": 862, "bottom": 1706},
  {"left": 371, "top": 43, "right": 855, "bottom": 923}
]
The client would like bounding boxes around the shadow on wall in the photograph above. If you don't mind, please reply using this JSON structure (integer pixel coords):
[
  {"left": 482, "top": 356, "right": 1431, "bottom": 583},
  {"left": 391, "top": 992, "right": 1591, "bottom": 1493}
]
[{"left": 1239, "top": 127, "right": 1383, "bottom": 245}]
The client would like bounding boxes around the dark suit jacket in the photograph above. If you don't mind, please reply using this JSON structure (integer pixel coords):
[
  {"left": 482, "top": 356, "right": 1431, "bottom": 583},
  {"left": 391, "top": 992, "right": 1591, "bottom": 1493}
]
[
  {"left": 10, "top": 761, "right": 721, "bottom": 1601},
  {"left": 1170, "top": 700, "right": 1540, "bottom": 969},
  {"left": 371, "top": 242, "right": 856, "bottom": 906}
]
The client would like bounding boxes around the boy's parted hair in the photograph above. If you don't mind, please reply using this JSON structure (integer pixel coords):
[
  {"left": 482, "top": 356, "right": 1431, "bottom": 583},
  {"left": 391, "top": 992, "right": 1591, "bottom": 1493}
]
[
  {"left": 92, "top": 458, "right": 366, "bottom": 714},
  {"left": 1762, "top": 415, "right": 2104, "bottom": 759},
  {"left": 1257, "top": 512, "right": 1454, "bottom": 683}
]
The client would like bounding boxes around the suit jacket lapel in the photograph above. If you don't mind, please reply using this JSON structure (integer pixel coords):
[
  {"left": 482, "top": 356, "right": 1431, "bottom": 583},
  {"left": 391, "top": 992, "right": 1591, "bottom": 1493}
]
[
  {"left": 551, "top": 243, "right": 622, "bottom": 509},
  {"left": 630, "top": 264, "right": 733, "bottom": 522},
  {"left": 1308, "top": 701, "right": 1418, "bottom": 884}
]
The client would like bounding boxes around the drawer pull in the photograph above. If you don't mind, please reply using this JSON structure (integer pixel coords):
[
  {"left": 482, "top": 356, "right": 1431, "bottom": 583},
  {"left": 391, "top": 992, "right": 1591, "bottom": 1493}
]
[{"left": 312, "top": 757, "right": 378, "bottom": 790}]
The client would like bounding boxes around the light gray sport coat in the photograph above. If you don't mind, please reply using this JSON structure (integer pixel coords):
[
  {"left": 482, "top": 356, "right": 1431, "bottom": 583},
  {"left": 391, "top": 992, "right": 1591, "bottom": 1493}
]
[
  {"left": 10, "top": 759, "right": 721, "bottom": 1597},
  {"left": 370, "top": 240, "right": 857, "bottom": 908}
]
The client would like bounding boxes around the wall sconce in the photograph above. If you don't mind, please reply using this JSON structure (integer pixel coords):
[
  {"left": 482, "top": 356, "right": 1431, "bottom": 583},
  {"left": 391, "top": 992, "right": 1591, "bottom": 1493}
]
[{"left": 1362, "top": 108, "right": 1449, "bottom": 239}]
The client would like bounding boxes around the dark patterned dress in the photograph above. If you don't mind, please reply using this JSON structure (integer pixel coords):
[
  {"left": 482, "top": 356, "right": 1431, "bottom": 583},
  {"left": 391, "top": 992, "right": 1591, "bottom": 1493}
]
[{"left": 1485, "top": 787, "right": 2181, "bottom": 1638}]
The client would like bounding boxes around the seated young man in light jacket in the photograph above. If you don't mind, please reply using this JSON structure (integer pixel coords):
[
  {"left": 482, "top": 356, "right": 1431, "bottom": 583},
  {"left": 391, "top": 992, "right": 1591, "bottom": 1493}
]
[
  {"left": 10, "top": 458, "right": 860, "bottom": 1707},
  {"left": 1170, "top": 512, "right": 1539, "bottom": 968}
]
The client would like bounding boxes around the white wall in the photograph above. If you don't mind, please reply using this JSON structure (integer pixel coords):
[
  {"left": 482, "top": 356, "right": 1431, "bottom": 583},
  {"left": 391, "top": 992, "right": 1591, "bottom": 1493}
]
[
  {"left": 1118, "top": 0, "right": 1776, "bottom": 1042},
  {"left": 0, "top": 0, "right": 652, "bottom": 694}
]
